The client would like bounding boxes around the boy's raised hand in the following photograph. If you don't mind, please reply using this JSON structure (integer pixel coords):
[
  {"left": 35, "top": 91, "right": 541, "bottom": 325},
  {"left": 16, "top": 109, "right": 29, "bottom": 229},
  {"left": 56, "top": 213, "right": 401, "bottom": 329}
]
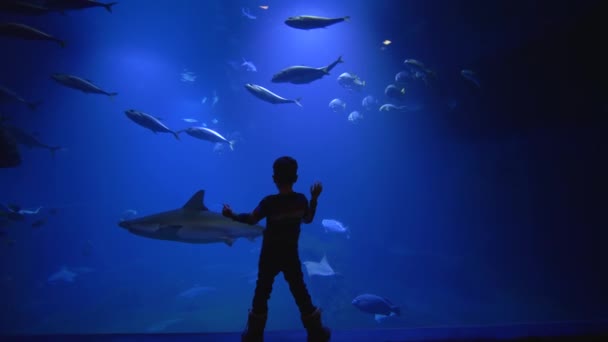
[{"left": 310, "top": 182, "right": 323, "bottom": 200}]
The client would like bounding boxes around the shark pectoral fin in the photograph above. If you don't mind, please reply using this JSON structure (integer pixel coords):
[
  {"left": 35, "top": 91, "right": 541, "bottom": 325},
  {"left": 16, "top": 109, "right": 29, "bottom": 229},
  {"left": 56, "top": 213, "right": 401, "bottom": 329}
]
[{"left": 223, "top": 238, "right": 234, "bottom": 247}]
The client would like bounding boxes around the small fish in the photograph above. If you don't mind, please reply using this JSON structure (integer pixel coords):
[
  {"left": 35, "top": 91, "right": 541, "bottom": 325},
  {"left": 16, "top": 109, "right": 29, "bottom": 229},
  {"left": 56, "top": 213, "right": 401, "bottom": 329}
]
[
  {"left": 182, "top": 118, "right": 198, "bottom": 123},
  {"left": 384, "top": 84, "right": 405, "bottom": 99},
  {"left": 328, "top": 98, "right": 346, "bottom": 112},
  {"left": 302, "top": 255, "right": 337, "bottom": 276},
  {"left": 0, "top": 22, "right": 65, "bottom": 47},
  {"left": 212, "top": 90, "right": 219, "bottom": 107},
  {"left": 44, "top": 0, "right": 118, "bottom": 13},
  {"left": 382, "top": 39, "right": 391, "bottom": 45},
  {"left": 51, "top": 74, "right": 117, "bottom": 97},
  {"left": 285, "top": 15, "right": 350, "bottom": 30},
  {"left": 272, "top": 56, "right": 344, "bottom": 84},
  {"left": 180, "top": 69, "right": 197, "bottom": 83},
  {"left": 379, "top": 104, "right": 408, "bottom": 112},
  {"left": 352, "top": 294, "right": 401, "bottom": 322},
  {"left": 394, "top": 71, "right": 409, "bottom": 83},
  {"left": 321, "top": 219, "right": 350, "bottom": 238},
  {"left": 241, "top": 7, "right": 256, "bottom": 19},
  {"left": 124, "top": 109, "right": 180, "bottom": 140},
  {"left": 178, "top": 127, "right": 235, "bottom": 150},
  {"left": 0, "top": 85, "right": 42, "bottom": 110},
  {"left": 461, "top": 69, "right": 480, "bottom": 88},
  {"left": 201, "top": 97, "right": 207, "bottom": 104},
  {"left": 347, "top": 111, "right": 363, "bottom": 123},
  {"left": 403, "top": 59, "right": 436, "bottom": 80},
  {"left": 361, "top": 95, "right": 378, "bottom": 111},
  {"left": 337, "top": 72, "right": 365, "bottom": 91},
  {"left": 244, "top": 83, "right": 302, "bottom": 107},
  {"left": 242, "top": 58, "right": 257, "bottom": 72},
  {"left": 259, "top": 5, "right": 269, "bottom": 10}
]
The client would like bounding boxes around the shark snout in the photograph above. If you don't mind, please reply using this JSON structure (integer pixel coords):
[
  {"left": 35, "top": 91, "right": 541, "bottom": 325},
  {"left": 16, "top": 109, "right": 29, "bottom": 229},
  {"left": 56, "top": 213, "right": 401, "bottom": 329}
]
[{"left": 118, "top": 220, "right": 130, "bottom": 229}]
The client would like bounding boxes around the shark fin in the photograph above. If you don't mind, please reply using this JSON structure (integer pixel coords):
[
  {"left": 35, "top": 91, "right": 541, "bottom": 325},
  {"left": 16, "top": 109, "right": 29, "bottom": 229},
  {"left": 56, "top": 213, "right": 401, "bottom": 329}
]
[
  {"left": 320, "top": 254, "right": 329, "bottom": 266},
  {"left": 183, "top": 190, "right": 209, "bottom": 211}
]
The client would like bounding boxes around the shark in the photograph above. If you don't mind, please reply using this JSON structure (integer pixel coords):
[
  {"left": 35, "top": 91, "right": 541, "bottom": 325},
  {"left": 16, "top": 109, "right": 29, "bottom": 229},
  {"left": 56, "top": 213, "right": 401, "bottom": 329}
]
[{"left": 118, "top": 190, "right": 264, "bottom": 246}]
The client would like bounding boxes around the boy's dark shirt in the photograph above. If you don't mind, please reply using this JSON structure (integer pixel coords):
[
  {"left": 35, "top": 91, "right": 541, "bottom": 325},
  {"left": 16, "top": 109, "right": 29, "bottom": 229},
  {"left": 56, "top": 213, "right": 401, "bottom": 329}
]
[{"left": 233, "top": 192, "right": 316, "bottom": 248}]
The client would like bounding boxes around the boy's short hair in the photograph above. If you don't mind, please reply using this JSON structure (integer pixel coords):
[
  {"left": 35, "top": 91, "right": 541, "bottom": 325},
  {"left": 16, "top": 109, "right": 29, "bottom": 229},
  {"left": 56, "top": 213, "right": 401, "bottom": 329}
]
[{"left": 273, "top": 156, "right": 298, "bottom": 185}]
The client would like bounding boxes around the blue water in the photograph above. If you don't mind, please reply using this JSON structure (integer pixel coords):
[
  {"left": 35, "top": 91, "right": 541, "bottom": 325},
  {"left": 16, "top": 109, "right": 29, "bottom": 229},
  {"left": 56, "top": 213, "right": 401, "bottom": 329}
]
[{"left": 1, "top": 0, "right": 606, "bottom": 336}]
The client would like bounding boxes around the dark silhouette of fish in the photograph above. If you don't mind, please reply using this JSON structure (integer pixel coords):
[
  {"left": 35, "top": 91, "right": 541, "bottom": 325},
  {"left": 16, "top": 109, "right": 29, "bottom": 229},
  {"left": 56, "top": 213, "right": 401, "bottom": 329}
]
[
  {"left": 0, "top": 1, "right": 51, "bottom": 15},
  {"left": 0, "top": 85, "right": 42, "bottom": 110},
  {"left": 285, "top": 15, "right": 350, "bottom": 30},
  {"left": 0, "top": 23, "right": 65, "bottom": 47},
  {"left": 44, "top": 0, "right": 118, "bottom": 13},
  {"left": 4, "top": 125, "right": 63, "bottom": 157},
  {"left": 272, "top": 56, "right": 344, "bottom": 84},
  {"left": 51, "top": 74, "right": 117, "bottom": 97}
]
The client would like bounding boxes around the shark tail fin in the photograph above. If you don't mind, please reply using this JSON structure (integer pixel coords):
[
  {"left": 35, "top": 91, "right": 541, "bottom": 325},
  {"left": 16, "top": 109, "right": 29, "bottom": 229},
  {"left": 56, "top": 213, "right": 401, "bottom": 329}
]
[
  {"left": 337, "top": 55, "right": 344, "bottom": 64},
  {"left": 28, "top": 101, "right": 43, "bottom": 111},
  {"left": 294, "top": 98, "right": 303, "bottom": 107},
  {"left": 105, "top": 2, "right": 118, "bottom": 13}
]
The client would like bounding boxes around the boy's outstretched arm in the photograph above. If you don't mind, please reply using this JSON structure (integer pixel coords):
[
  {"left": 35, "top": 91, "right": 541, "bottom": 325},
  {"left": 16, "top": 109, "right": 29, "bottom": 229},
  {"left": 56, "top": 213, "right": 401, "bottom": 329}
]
[
  {"left": 303, "top": 181, "right": 323, "bottom": 224},
  {"left": 222, "top": 203, "right": 265, "bottom": 225}
]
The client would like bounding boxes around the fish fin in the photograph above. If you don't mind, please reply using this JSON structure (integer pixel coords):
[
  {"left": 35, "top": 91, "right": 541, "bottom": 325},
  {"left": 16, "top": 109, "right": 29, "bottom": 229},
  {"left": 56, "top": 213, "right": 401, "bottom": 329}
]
[
  {"left": 294, "top": 98, "right": 302, "bottom": 107},
  {"left": 28, "top": 101, "right": 43, "bottom": 111},
  {"left": 322, "top": 67, "right": 330, "bottom": 75},
  {"left": 337, "top": 56, "right": 344, "bottom": 63},
  {"left": 320, "top": 254, "right": 329, "bottom": 265},
  {"left": 182, "top": 190, "right": 208, "bottom": 211},
  {"left": 228, "top": 140, "right": 236, "bottom": 151},
  {"left": 105, "top": 2, "right": 118, "bottom": 13},
  {"left": 223, "top": 238, "right": 234, "bottom": 247},
  {"left": 172, "top": 131, "right": 180, "bottom": 140},
  {"left": 343, "top": 16, "right": 351, "bottom": 22},
  {"left": 400, "top": 88, "right": 406, "bottom": 94}
]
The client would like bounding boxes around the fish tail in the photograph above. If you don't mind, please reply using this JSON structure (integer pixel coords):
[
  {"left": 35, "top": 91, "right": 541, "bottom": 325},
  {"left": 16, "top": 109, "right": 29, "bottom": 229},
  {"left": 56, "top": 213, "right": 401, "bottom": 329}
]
[
  {"left": 343, "top": 16, "right": 351, "bottom": 22},
  {"left": 294, "top": 98, "right": 303, "bottom": 107},
  {"left": 228, "top": 140, "right": 236, "bottom": 151},
  {"left": 105, "top": 2, "right": 118, "bottom": 13},
  {"left": 28, "top": 100, "right": 43, "bottom": 111},
  {"left": 337, "top": 55, "right": 344, "bottom": 63}
]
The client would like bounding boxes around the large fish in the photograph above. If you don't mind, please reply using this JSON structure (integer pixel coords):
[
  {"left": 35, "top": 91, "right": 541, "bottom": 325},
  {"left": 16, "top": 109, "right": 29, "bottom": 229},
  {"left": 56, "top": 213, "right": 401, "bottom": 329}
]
[
  {"left": 44, "top": 0, "right": 118, "bottom": 13},
  {"left": 352, "top": 293, "right": 401, "bottom": 322},
  {"left": 4, "top": 125, "right": 63, "bottom": 157},
  {"left": 118, "top": 190, "right": 264, "bottom": 246},
  {"left": 0, "top": 1, "right": 51, "bottom": 15},
  {"left": 0, "top": 23, "right": 65, "bottom": 47},
  {"left": 244, "top": 83, "right": 302, "bottom": 107},
  {"left": 178, "top": 127, "right": 234, "bottom": 150},
  {"left": 124, "top": 109, "right": 179, "bottom": 140},
  {"left": 51, "top": 73, "right": 117, "bottom": 97},
  {"left": 0, "top": 85, "right": 42, "bottom": 110},
  {"left": 302, "top": 255, "right": 337, "bottom": 277},
  {"left": 285, "top": 15, "right": 350, "bottom": 30},
  {"left": 271, "top": 56, "right": 344, "bottom": 84}
]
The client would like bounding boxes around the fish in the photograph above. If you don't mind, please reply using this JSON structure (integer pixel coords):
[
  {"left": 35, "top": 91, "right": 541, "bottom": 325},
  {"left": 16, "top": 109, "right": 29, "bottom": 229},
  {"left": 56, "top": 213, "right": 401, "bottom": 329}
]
[
  {"left": 321, "top": 219, "right": 350, "bottom": 238},
  {"left": 302, "top": 255, "right": 337, "bottom": 277},
  {"left": 347, "top": 111, "right": 363, "bottom": 123},
  {"left": 44, "top": 0, "right": 118, "bottom": 13},
  {"left": 178, "top": 127, "right": 234, "bottom": 150},
  {"left": 328, "top": 98, "right": 346, "bottom": 112},
  {"left": 51, "top": 74, "right": 117, "bottom": 97},
  {"left": 394, "top": 71, "right": 409, "bottom": 83},
  {"left": 0, "top": 1, "right": 51, "bottom": 15},
  {"left": 47, "top": 266, "right": 77, "bottom": 283},
  {"left": 337, "top": 72, "right": 365, "bottom": 91},
  {"left": 379, "top": 104, "right": 408, "bottom": 112},
  {"left": 384, "top": 84, "right": 406, "bottom": 99},
  {"left": 403, "top": 59, "right": 437, "bottom": 80},
  {"left": 4, "top": 125, "right": 63, "bottom": 157},
  {"left": 124, "top": 109, "right": 180, "bottom": 140},
  {"left": 242, "top": 58, "right": 257, "bottom": 72},
  {"left": 271, "top": 56, "right": 344, "bottom": 84},
  {"left": 361, "top": 95, "right": 378, "bottom": 111},
  {"left": 182, "top": 118, "right": 198, "bottom": 123},
  {"left": 0, "top": 85, "right": 42, "bottom": 110},
  {"left": 0, "top": 125, "right": 21, "bottom": 168},
  {"left": 0, "top": 22, "right": 65, "bottom": 47},
  {"left": 461, "top": 69, "right": 480, "bottom": 88},
  {"left": 177, "top": 285, "right": 216, "bottom": 299},
  {"left": 285, "top": 15, "right": 350, "bottom": 30},
  {"left": 0, "top": 204, "right": 25, "bottom": 221},
  {"left": 118, "top": 190, "right": 264, "bottom": 246},
  {"left": 244, "top": 83, "right": 302, "bottom": 107},
  {"left": 352, "top": 294, "right": 401, "bottom": 322}
]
